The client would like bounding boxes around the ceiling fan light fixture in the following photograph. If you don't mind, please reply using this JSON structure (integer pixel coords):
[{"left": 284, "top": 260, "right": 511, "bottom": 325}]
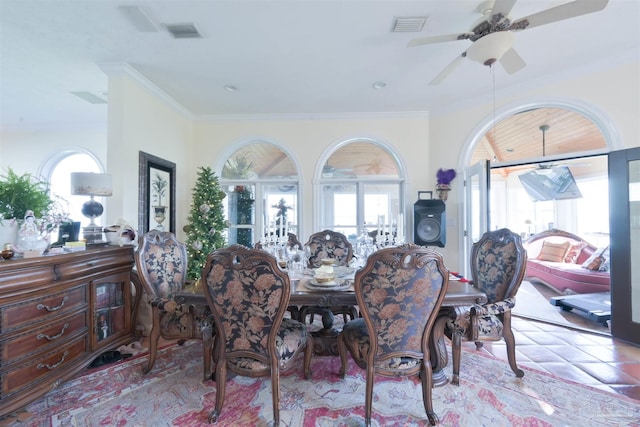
[{"left": 466, "top": 31, "right": 515, "bottom": 66}]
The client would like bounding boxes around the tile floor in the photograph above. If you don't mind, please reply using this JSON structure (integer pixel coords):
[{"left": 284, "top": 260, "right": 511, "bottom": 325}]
[{"left": 469, "top": 315, "right": 640, "bottom": 401}]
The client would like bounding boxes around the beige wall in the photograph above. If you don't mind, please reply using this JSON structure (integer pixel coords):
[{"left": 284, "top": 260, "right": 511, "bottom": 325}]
[
  {"left": 104, "top": 72, "right": 194, "bottom": 238},
  {"left": 193, "top": 114, "right": 431, "bottom": 241},
  {"left": 1, "top": 62, "right": 638, "bottom": 273}
]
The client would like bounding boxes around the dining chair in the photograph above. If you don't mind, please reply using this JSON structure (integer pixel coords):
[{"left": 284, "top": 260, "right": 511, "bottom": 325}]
[
  {"left": 304, "top": 229, "right": 354, "bottom": 268},
  {"left": 301, "top": 229, "right": 358, "bottom": 323},
  {"left": 134, "top": 231, "right": 213, "bottom": 378},
  {"left": 201, "top": 244, "right": 313, "bottom": 424},
  {"left": 448, "top": 228, "right": 527, "bottom": 385},
  {"left": 337, "top": 244, "right": 449, "bottom": 426}
]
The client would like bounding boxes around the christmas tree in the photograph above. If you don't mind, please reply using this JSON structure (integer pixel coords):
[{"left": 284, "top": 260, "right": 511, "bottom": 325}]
[{"left": 183, "top": 167, "right": 227, "bottom": 281}]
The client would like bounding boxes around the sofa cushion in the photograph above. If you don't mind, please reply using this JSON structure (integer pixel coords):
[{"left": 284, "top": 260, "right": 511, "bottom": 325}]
[
  {"left": 581, "top": 246, "right": 609, "bottom": 271},
  {"left": 537, "top": 240, "right": 570, "bottom": 262},
  {"left": 564, "top": 242, "right": 587, "bottom": 263}
]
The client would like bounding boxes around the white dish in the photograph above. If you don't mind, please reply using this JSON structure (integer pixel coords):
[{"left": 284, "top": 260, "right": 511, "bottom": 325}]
[
  {"left": 306, "top": 279, "right": 351, "bottom": 291},
  {"left": 308, "top": 278, "right": 345, "bottom": 288}
]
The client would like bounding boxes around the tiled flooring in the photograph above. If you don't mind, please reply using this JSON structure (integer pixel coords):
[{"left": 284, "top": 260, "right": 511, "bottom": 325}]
[{"left": 470, "top": 315, "right": 640, "bottom": 401}]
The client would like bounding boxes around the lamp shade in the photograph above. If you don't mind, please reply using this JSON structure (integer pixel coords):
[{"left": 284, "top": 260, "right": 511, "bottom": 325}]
[{"left": 70, "top": 173, "right": 113, "bottom": 196}]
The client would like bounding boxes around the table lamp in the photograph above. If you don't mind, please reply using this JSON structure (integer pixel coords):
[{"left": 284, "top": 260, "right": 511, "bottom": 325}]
[{"left": 70, "top": 172, "right": 112, "bottom": 243}]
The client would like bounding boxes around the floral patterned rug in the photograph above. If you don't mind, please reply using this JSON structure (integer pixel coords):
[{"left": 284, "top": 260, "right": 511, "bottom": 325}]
[{"left": 15, "top": 340, "right": 640, "bottom": 426}]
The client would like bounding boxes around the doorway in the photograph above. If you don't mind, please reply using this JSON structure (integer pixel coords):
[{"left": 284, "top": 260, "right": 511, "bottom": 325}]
[{"left": 462, "top": 105, "right": 615, "bottom": 334}]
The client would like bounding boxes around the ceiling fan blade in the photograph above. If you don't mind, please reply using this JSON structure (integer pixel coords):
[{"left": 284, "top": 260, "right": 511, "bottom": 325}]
[
  {"left": 490, "top": 0, "right": 518, "bottom": 22},
  {"left": 429, "top": 54, "right": 465, "bottom": 85},
  {"left": 407, "top": 33, "right": 472, "bottom": 47},
  {"left": 500, "top": 48, "right": 526, "bottom": 74},
  {"left": 509, "top": 0, "right": 609, "bottom": 31}
]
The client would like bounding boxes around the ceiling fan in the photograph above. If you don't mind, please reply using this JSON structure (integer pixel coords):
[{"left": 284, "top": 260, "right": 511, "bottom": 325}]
[{"left": 408, "top": 0, "right": 609, "bottom": 85}]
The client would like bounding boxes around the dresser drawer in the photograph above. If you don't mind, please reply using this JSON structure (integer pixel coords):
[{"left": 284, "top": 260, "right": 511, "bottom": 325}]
[
  {"left": 1, "top": 337, "right": 87, "bottom": 397},
  {"left": 0, "top": 286, "right": 87, "bottom": 333},
  {"left": 55, "top": 249, "right": 133, "bottom": 280},
  {"left": 1, "top": 310, "right": 88, "bottom": 365}
]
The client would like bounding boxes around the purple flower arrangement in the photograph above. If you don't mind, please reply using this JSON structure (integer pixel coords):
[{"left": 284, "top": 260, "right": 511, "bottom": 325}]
[{"left": 436, "top": 168, "right": 457, "bottom": 187}]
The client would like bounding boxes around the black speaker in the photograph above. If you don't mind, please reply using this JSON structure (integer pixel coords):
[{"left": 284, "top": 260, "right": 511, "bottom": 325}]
[{"left": 414, "top": 199, "right": 446, "bottom": 247}]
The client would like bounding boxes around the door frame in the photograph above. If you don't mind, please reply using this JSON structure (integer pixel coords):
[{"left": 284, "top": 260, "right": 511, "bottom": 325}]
[{"left": 609, "top": 147, "right": 640, "bottom": 344}]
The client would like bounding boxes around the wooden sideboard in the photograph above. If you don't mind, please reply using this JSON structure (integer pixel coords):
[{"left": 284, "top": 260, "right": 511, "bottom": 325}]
[{"left": 0, "top": 246, "right": 140, "bottom": 416}]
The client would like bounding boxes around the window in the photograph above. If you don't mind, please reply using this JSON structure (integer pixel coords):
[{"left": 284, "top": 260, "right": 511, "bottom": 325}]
[
  {"left": 220, "top": 142, "right": 299, "bottom": 247},
  {"left": 318, "top": 140, "right": 404, "bottom": 242},
  {"left": 44, "top": 151, "right": 104, "bottom": 241}
]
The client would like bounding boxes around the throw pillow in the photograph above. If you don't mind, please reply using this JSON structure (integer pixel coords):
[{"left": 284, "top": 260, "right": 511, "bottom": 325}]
[
  {"left": 598, "top": 247, "right": 610, "bottom": 272},
  {"left": 537, "top": 240, "right": 571, "bottom": 262},
  {"left": 564, "top": 241, "right": 587, "bottom": 263},
  {"left": 581, "top": 246, "right": 609, "bottom": 271}
]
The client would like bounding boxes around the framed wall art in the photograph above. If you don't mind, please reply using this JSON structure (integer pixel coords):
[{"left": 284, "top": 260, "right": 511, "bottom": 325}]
[{"left": 138, "top": 151, "right": 176, "bottom": 234}]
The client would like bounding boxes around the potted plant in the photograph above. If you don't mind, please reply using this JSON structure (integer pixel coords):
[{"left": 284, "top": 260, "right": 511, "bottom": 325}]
[{"left": 0, "top": 168, "right": 56, "bottom": 246}]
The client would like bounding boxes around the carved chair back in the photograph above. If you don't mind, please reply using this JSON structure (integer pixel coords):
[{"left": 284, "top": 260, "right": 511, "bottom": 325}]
[
  {"left": 135, "top": 230, "right": 188, "bottom": 299},
  {"left": 356, "top": 244, "right": 449, "bottom": 369},
  {"left": 304, "top": 229, "right": 353, "bottom": 268},
  {"left": 470, "top": 228, "right": 527, "bottom": 303}
]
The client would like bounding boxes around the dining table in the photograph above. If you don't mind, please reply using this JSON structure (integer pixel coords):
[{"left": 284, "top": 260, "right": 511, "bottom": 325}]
[{"left": 175, "top": 269, "right": 486, "bottom": 387}]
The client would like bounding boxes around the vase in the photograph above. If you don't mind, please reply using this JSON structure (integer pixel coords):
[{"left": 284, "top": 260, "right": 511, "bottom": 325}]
[
  {"left": 153, "top": 206, "right": 167, "bottom": 231},
  {"left": 436, "top": 185, "right": 451, "bottom": 201}
]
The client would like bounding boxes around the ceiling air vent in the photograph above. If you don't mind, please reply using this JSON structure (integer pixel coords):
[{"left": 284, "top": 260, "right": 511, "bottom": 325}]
[
  {"left": 392, "top": 17, "right": 427, "bottom": 32},
  {"left": 165, "top": 23, "right": 202, "bottom": 39}
]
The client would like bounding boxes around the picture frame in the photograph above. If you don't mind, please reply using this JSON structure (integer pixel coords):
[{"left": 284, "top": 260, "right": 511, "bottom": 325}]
[{"left": 138, "top": 151, "right": 176, "bottom": 234}]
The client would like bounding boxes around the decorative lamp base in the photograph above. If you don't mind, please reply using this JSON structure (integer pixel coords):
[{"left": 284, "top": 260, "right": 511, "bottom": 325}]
[{"left": 83, "top": 225, "right": 104, "bottom": 244}]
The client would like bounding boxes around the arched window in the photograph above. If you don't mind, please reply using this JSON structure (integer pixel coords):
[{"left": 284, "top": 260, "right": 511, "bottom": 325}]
[
  {"left": 220, "top": 142, "right": 299, "bottom": 247},
  {"left": 318, "top": 139, "right": 405, "bottom": 243},
  {"left": 468, "top": 105, "right": 611, "bottom": 245},
  {"left": 41, "top": 150, "right": 104, "bottom": 241}
]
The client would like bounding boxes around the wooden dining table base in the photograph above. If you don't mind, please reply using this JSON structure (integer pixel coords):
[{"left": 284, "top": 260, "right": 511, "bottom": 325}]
[{"left": 175, "top": 278, "right": 485, "bottom": 386}]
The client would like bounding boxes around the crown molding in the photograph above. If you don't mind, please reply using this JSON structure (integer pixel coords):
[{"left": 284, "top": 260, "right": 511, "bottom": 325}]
[{"left": 195, "top": 110, "right": 430, "bottom": 122}]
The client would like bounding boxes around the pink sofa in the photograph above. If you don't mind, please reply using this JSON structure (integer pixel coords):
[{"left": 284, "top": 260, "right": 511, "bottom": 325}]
[{"left": 523, "top": 229, "right": 610, "bottom": 295}]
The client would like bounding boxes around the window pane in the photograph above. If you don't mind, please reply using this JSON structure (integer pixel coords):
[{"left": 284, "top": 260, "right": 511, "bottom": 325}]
[
  {"left": 364, "top": 183, "right": 400, "bottom": 235},
  {"left": 49, "top": 153, "right": 102, "bottom": 241},
  {"left": 222, "top": 143, "right": 297, "bottom": 179},
  {"left": 263, "top": 184, "right": 298, "bottom": 238},
  {"left": 324, "top": 141, "right": 399, "bottom": 179},
  {"left": 224, "top": 184, "right": 255, "bottom": 247},
  {"left": 320, "top": 184, "right": 357, "bottom": 230}
]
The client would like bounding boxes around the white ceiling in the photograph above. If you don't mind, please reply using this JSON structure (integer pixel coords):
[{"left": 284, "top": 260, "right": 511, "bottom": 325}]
[{"left": 1, "top": 0, "right": 638, "bottom": 130}]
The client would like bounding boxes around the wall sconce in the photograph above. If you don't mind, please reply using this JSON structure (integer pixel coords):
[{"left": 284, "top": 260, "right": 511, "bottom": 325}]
[{"left": 70, "top": 172, "right": 112, "bottom": 243}]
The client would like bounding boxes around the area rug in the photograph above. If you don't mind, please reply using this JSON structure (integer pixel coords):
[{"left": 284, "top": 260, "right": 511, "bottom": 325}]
[{"left": 17, "top": 340, "right": 640, "bottom": 427}]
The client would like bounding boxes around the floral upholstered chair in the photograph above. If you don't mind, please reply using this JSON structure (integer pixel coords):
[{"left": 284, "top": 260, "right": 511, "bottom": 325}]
[
  {"left": 201, "top": 244, "right": 313, "bottom": 424},
  {"left": 304, "top": 229, "right": 353, "bottom": 268},
  {"left": 300, "top": 230, "right": 358, "bottom": 323},
  {"left": 337, "top": 244, "right": 449, "bottom": 426},
  {"left": 448, "top": 228, "right": 527, "bottom": 385},
  {"left": 134, "top": 231, "right": 213, "bottom": 377}
]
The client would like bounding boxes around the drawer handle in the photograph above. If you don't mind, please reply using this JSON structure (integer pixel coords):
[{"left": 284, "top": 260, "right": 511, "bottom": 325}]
[
  {"left": 87, "top": 261, "right": 97, "bottom": 267},
  {"left": 37, "top": 350, "right": 69, "bottom": 370},
  {"left": 37, "top": 296, "right": 69, "bottom": 312},
  {"left": 37, "top": 323, "right": 69, "bottom": 341}
]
